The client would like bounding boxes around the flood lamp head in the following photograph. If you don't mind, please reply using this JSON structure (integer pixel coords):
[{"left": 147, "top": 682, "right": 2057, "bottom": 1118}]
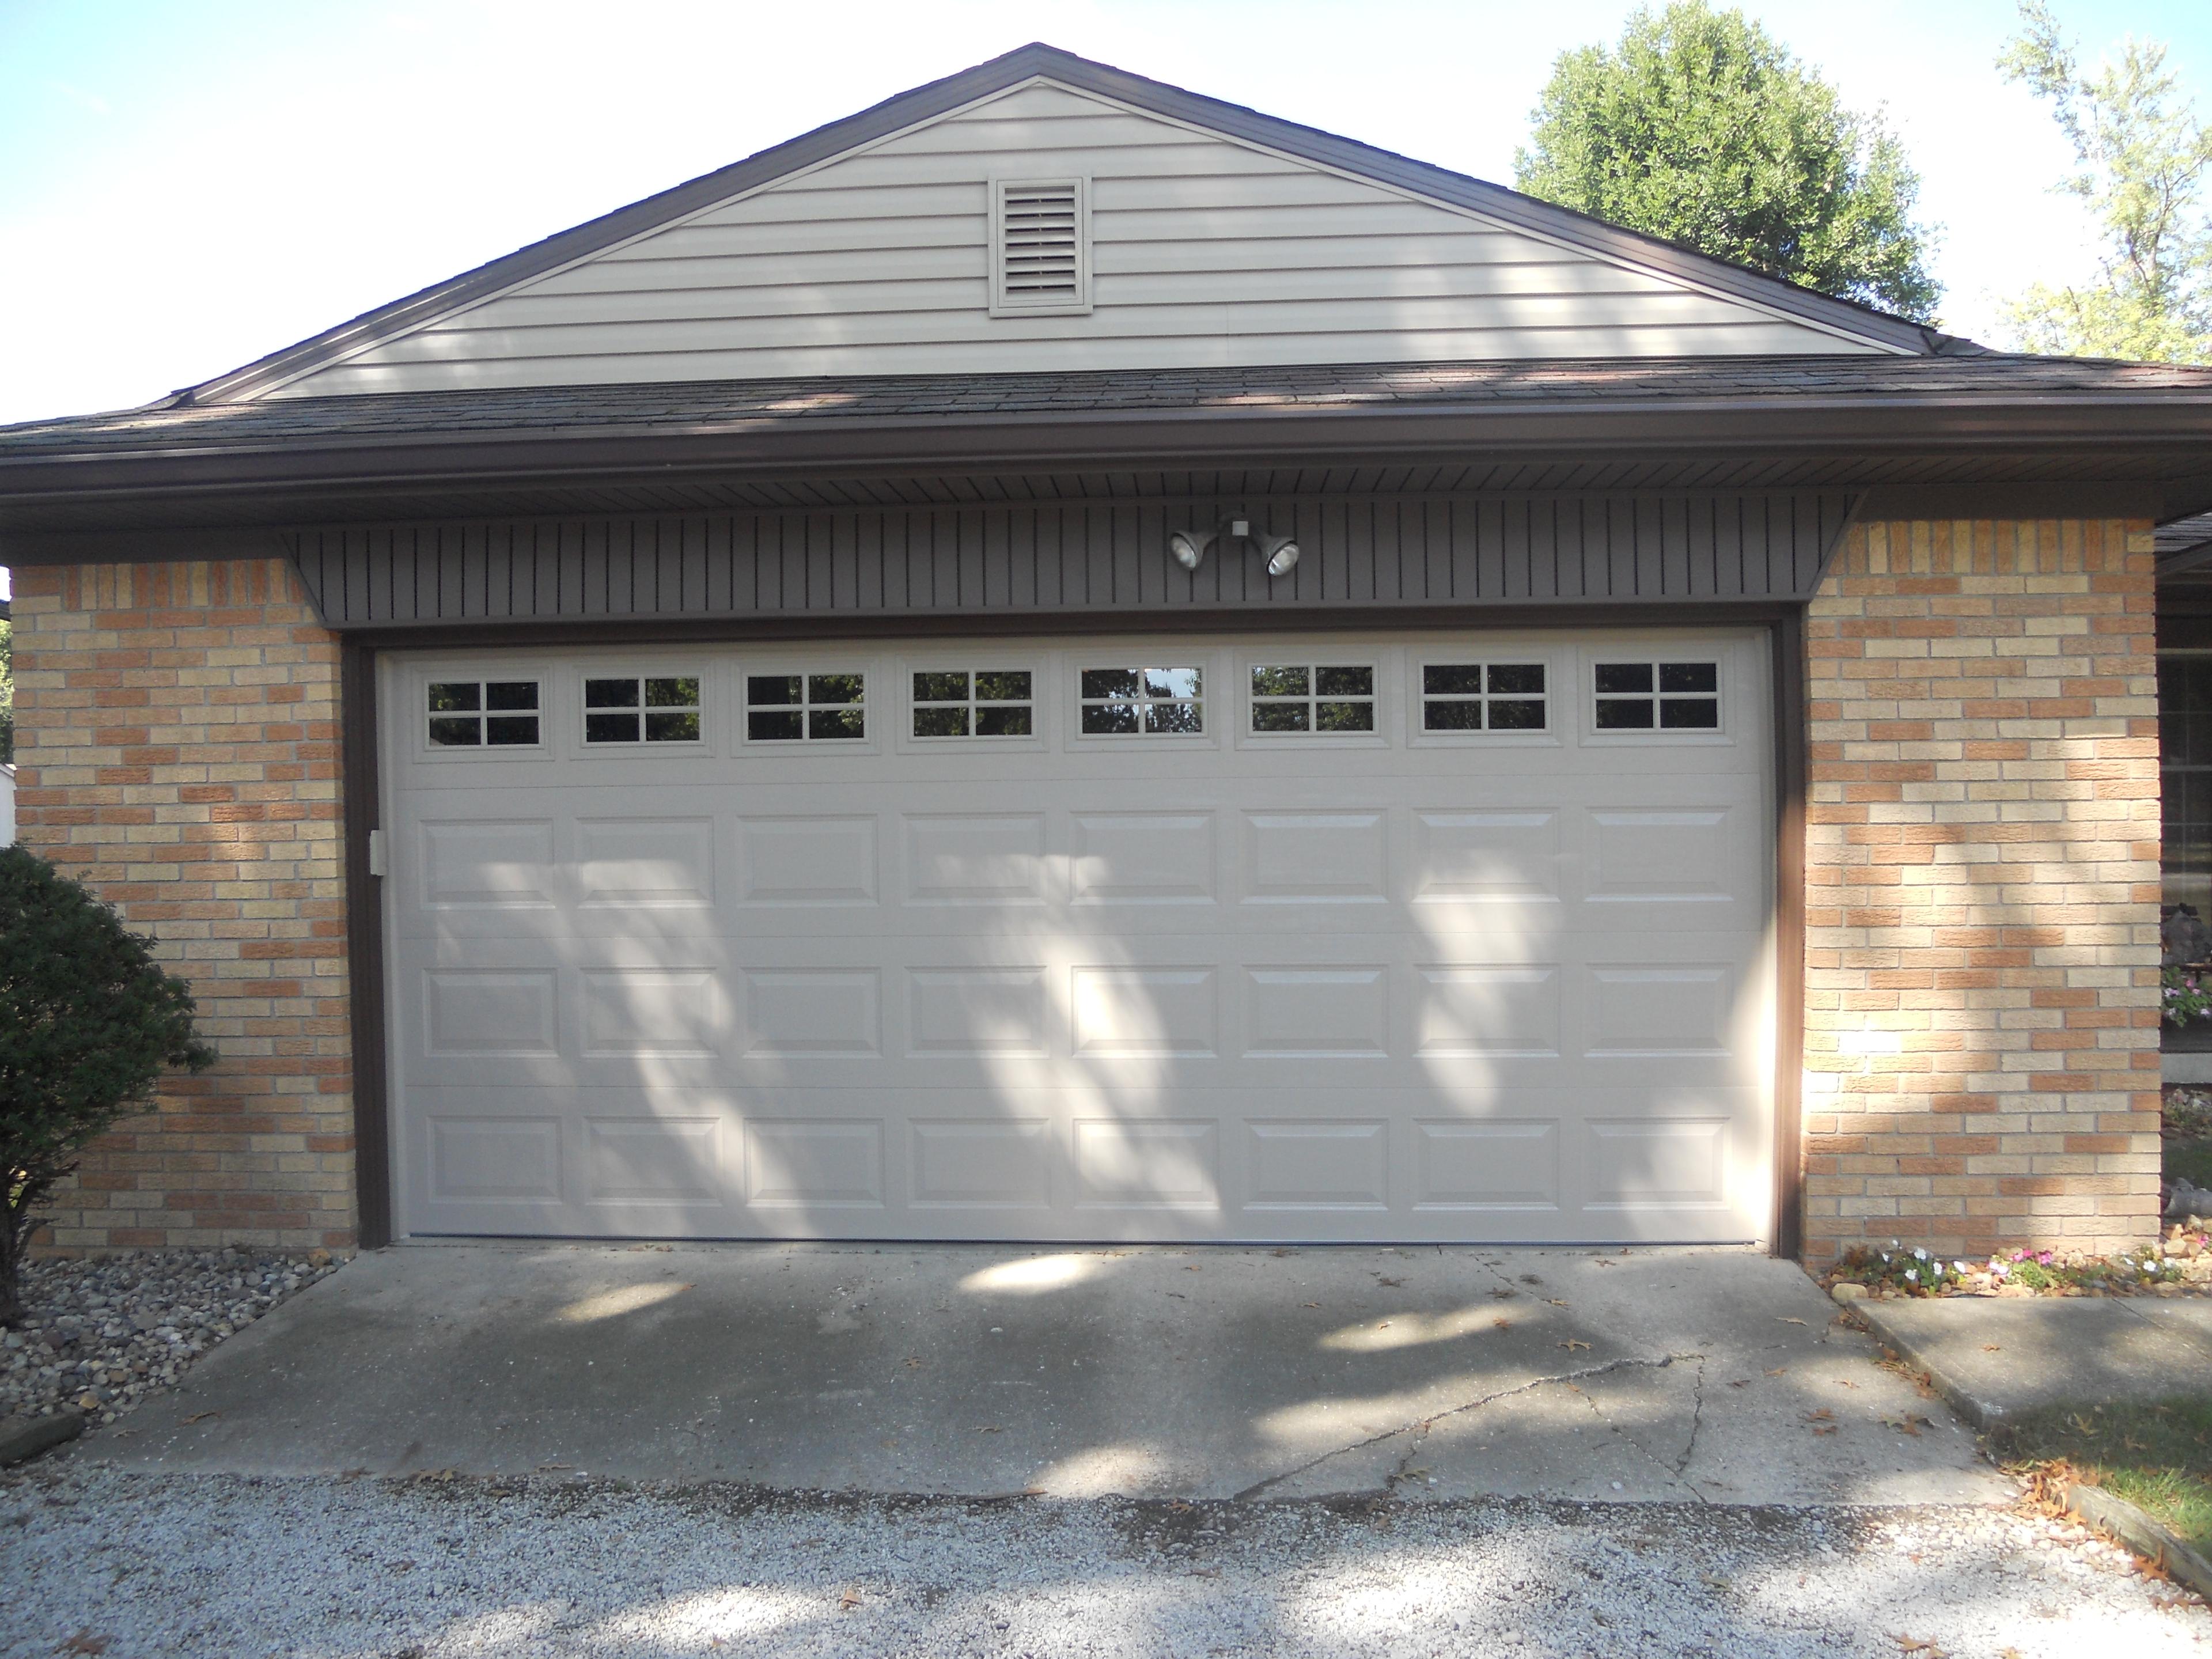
[
  {"left": 1167, "top": 527, "right": 1214, "bottom": 571},
  {"left": 1256, "top": 532, "right": 1301, "bottom": 577}
]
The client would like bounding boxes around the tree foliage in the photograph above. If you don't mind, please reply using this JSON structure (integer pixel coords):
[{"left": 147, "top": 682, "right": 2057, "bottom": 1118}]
[
  {"left": 1514, "top": 1, "right": 1940, "bottom": 322},
  {"left": 1999, "top": 1, "right": 2212, "bottom": 362},
  {"left": 0, "top": 847, "right": 215, "bottom": 1324}
]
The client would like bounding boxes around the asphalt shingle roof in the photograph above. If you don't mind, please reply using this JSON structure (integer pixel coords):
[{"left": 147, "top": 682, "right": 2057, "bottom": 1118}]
[{"left": 7, "top": 355, "right": 2212, "bottom": 461}]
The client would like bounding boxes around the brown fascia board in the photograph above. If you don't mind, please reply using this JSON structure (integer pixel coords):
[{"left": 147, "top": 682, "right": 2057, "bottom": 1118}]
[
  {"left": 175, "top": 46, "right": 1942, "bottom": 405},
  {"left": 4, "top": 392, "right": 2212, "bottom": 515}
]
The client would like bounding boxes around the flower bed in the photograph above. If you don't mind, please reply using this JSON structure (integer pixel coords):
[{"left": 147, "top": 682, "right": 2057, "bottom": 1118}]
[{"left": 1826, "top": 1232, "right": 2212, "bottom": 1299}]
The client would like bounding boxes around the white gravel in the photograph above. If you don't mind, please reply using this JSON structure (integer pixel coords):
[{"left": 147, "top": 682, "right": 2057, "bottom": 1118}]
[
  {"left": 3, "top": 1465, "right": 2206, "bottom": 1658},
  {"left": 1, "top": 1247, "right": 344, "bottom": 1427}
]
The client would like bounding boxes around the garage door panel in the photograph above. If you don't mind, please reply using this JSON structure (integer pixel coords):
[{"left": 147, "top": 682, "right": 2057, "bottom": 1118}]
[{"left": 386, "top": 631, "right": 1773, "bottom": 1243}]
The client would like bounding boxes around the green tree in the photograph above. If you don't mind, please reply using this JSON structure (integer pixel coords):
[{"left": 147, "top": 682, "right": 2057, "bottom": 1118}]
[
  {"left": 1514, "top": 1, "right": 1941, "bottom": 321},
  {"left": 0, "top": 848, "right": 215, "bottom": 1325},
  {"left": 1999, "top": 2, "right": 2212, "bottom": 362}
]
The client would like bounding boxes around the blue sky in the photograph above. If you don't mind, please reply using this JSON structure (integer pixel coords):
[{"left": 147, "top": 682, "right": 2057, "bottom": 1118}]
[{"left": 4, "top": 0, "right": 2210, "bottom": 425}]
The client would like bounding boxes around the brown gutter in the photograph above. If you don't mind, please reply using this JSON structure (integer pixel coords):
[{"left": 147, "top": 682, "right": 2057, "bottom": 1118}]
[{"left": 6, "top": 397, "right": 2212, "bottom": 514}]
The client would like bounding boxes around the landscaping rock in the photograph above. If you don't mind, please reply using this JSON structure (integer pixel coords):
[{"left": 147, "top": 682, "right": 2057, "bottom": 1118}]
[
  {"left": 2162, "top": 906, "right": 2212, "bottom": 966},
  {"left": 1, "top": 1247, "right": 344, "bottom": 1432},
  {"left": 1831, "top": 1281, "right": 1869, "bottom": 1302},
  {"left": 0, "top": 1408, "right": 81, "bottom": 1466},
  {"left": 2168, "top": 1179, "right": 2212, "bottom": 1221}
]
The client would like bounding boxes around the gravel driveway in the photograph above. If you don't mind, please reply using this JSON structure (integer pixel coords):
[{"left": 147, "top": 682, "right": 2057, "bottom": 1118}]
[{"left": 5, "top": 1465, "right": 2206, "bottom": 1658}]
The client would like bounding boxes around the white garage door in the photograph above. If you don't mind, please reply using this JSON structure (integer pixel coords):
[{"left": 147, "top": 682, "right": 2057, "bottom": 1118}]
[{"left": 380, "top": 629, "right": 1774, "bottom": 1243}]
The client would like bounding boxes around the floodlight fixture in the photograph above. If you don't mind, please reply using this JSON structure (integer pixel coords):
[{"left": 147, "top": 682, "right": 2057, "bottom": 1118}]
[{"left": 1167, "top": 527, "right": 1215, "bottom": 571}]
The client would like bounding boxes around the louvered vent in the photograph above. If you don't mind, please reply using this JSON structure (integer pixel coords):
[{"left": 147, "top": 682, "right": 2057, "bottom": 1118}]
[{"left": 991, "top": 178, "right": 1090, "bottom": 315}]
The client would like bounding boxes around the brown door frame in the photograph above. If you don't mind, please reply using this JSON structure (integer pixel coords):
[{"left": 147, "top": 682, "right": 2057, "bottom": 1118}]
[
  {"left": 1769, "top": 610, "right": 1809, "bottom": 1260},
  {"left": 339, "top": 604, "right": 1813, "bottom": 1253},
  {"left": 340, "top": 641, "right": 393, "bottom": 1248}
]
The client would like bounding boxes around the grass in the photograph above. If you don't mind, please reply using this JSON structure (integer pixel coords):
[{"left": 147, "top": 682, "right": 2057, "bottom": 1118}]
[{"left": 1988, "top": 1396, "right": 2212, "bottom": 1556}]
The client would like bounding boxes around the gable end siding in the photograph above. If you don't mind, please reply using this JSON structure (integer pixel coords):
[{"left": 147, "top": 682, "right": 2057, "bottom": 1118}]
[{"left": 270, "top": 82, "right": 1889, "bottom": 399}]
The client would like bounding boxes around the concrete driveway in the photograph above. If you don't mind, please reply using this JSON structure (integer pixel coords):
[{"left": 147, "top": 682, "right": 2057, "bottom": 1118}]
[{"left": 86, "top": 1242, "right": 2009, "bottom": 1505}]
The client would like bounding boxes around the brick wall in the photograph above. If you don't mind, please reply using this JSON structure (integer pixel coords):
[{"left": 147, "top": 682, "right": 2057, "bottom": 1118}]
[
  {"left": 1802, "top": 518, "right": 2162, "bottom": 1262},
  {"left": 13, "top": 558, "right": 354, "bottom": 1253}
]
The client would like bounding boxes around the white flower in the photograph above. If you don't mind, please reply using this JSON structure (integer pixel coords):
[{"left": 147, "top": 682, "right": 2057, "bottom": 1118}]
[
  {"left": 1913, "top": 1248, "right": 1929, "bottom": 1261},
  {"left": 1904, "top": 1268, "right": 1918, "bottom": 1282},
  {"left": 1954, "top": 1261, "right": 1970, "bottom": 1275}
]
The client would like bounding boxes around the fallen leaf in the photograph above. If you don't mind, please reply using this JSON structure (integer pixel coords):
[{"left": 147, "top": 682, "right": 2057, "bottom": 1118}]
[
  {"left": 1377, "top": 1320, "right": 1392, "bottom": 1329},
  {"left": 839, "top": 1590, "right": 863, "bottom": 1610},
  {"left": 1811, "top": 1425, "right": 1839, "bottom": 1436},
  {"left": 1184, "top": 1264, "right": 1202, "bottom": 1272},
  {"left": 1982, "top": 1344, "right": 2002, "bottom": 1353},
  {"left": 1728, "top": 1379, "right": 1749, "bottom": 1389},
  {"left": 1764, "top": 1366, "right": 1788, "bottom": 1376},
  {"left": 1302, "top": 1302, "right": 1320, "bottom": 1309},
  {"left": 1169, "top": 1499, "right": 1194, "bottom": 1512},
  {"left": 1493, "top": 1317, "right": 1513, "bottom": 1331},
  {"left": 1377, "top": 1275, "right": 1406, "bottom": 1287},
  {"left": 183, "top": 1411, "right": 220, "bottom": 1425},
  {"left": 1491, "top": 1287, "right": 1517, "bottom": 1300},
  {"left": 904, "top": 1357, "right": 925, "bottom": 1369},
  {"left": 1546, "top": 1298, "right": 1570, "bottom": 1308},
  {"left": 880, "top": 1438, "right": 898, "bottom": 1449},
  {"left": 1021, "top": 1485, "right": 1047, "bottom": 1496},
  {"left": 1804, "top": 1408, "right": 1834, "bottom": 1421},
  {"left": 1891, "top": 1639, "right": 1946, "bottom": 1657},
  {"left": 58, "top": 1633, "right": 109, "bottom": 1656},
  {"left": 1189, "top": 1565, "right": 1222, "bottom": 1578},
  {"left": 1559, "top": 1339, "right": 1592, "bottom": 1352},
  {"left": 1270, "top": 1248, "right": 1294, "bottom": 1257},
  {"left": 974, "top": 1425, "right": 1003, "bottom": 1434},
  {"left": 1778, "top": 1317, "right": 1808, "bottom": 1326}
]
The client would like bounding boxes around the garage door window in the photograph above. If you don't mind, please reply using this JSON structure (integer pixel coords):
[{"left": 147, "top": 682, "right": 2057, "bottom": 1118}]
[
  {"left": 1251, "top": 665, "right": 1376, "bottom": 732},
  {"left": 427, "top": 679, "right": 540, "bottom": 748},
  {"left": 748, "top": 672, "right": 866, "bottom": 741},
  {"left": 582, "top": 676, "right": 702, "bottom": 745},
  {"left": 1421, "top": 663, "right": 1547, "bottom": 732},
  {"left": 1593, "top": 661, "right": 1720, "bottom": 730},
  {"left": 912, "top": 671, "right": 1035, "bottom": 738},
  {"left": 1080, "top": 666, "right": 1203, "bottom": 735}
]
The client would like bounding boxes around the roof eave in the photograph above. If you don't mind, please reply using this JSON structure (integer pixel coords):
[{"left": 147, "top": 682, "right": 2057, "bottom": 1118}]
[{"left": 2, "top": 396, "right": 2208, "bottom": 518}]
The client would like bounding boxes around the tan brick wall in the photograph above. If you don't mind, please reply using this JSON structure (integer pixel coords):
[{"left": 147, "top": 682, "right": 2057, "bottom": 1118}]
[
  {"left": 1802, "top": 519, "right": 2162, "bottom": 1262},
  {"left": 13, "top": 558, "right": 354, "bottom": 1253}
]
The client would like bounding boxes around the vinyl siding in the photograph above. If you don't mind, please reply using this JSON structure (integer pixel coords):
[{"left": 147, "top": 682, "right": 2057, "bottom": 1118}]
[
  {"left": 268, "top": 82, "right": 1886, "bottom": 399},
  {"left": 286, "top": 492, "right": 1858, "bottom": 628}
]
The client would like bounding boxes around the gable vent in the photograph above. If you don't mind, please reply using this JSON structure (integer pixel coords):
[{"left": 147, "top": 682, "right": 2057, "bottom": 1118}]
[{"left": 991, "top": 177, "right": 1091, "bottom": 316}]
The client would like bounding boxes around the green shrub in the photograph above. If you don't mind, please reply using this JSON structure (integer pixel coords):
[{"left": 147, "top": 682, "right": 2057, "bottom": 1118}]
[{"left": 0, "top": 847, "right": 214, "bottom": 1324}]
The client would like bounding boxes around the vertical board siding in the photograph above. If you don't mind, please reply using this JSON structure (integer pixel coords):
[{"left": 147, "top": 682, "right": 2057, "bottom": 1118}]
[
  {"left": 268, "top": 81, "right": 1878, "bottom": 399},
  {"left": 289, "top": 491, "right": 1856, "bottom": 629}
]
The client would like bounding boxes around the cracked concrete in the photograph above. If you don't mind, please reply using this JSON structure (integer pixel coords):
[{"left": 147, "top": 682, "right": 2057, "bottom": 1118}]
[{"left": 80, "top": 1242, "right": 2012, "bottom": 1505}]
